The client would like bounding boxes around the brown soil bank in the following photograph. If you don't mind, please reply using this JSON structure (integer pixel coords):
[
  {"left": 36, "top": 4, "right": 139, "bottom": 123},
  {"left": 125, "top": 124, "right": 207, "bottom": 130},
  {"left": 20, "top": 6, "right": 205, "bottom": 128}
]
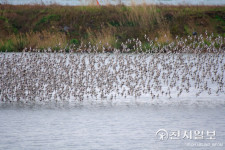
[{"left": 0, "top": 4, "right": 224, "bottom": 51}]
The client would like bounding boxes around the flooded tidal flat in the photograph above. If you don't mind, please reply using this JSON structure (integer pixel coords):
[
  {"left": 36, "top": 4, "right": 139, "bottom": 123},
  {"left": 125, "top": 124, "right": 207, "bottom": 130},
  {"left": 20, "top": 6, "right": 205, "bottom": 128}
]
[{"left": 0, "top": 45, "right": 225, "bottom": 149}]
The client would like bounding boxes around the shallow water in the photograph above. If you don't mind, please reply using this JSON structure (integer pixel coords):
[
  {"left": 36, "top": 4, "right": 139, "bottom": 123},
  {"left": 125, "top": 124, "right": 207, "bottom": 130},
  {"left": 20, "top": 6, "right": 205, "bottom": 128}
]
[
  {"left": 0, "top": 52, "right": 224, "bottom": 149},
  {"left": 2, "top": 0, "right": 225, "bottom": 5},
  {"left": 0, "top": 105, "right": 225, "bottom": 150}
]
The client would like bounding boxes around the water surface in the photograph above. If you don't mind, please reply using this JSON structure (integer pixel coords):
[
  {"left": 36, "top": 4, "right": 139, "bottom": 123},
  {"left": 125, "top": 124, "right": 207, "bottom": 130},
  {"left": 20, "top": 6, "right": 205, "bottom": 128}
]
[
  {"left": 0, "top": 52, "right": 224, "bottom": 149},
  {"left": 0, "top": 105, "right": 225, "bottom": 150}
]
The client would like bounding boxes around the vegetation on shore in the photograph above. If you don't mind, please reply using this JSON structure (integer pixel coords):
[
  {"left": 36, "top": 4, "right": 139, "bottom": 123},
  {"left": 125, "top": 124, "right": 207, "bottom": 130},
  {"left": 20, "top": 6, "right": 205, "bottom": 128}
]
[{"left": 0, "top": 4, "right": 224, "bottom": 51}]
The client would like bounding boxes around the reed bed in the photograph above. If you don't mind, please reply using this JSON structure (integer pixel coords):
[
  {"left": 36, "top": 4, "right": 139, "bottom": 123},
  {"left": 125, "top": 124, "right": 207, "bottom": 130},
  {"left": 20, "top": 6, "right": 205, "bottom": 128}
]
[
  {"left": 0, "top": 4, "right": 224, "bottom": 51},
  {"left": 1, "top": 32, "right": 224, "bottom": 53}
]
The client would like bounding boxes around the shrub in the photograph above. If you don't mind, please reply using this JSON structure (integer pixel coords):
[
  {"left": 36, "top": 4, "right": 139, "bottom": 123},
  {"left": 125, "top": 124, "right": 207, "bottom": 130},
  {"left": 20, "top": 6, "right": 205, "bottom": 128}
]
[{"left": 70, "top": 38, "right": 80, "bottom": 45}]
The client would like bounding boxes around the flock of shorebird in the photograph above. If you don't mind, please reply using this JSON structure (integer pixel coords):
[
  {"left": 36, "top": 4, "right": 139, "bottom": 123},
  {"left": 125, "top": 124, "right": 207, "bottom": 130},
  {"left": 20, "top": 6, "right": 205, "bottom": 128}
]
[{"left": 0, "top": 48, "right": 224, "bottom": 103}]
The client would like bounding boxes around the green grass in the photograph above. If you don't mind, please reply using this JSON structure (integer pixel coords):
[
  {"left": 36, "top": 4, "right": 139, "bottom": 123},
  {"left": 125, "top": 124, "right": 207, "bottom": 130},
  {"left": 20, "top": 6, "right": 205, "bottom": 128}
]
[
  {"left": 35, "top": 14, "right": 61, "bottom": 31},
  {"left": 184, "top": 25, "right": 191, "bottom": 35},
  {"left": 0, "top": 40, "right": 15, "bottom": 52}
]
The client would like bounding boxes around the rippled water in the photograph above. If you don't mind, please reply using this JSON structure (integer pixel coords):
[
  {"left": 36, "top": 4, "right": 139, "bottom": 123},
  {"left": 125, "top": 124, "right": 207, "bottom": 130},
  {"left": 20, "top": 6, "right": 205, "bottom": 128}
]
[
  {"left": 0, "top": 52, "right": 224, "bottom": 149},
  {"left": 2, "top": 0, "right": 225, "bottom": 5},
  {"left": 0, "top": 105, "right": 225, "bottom": 150}
]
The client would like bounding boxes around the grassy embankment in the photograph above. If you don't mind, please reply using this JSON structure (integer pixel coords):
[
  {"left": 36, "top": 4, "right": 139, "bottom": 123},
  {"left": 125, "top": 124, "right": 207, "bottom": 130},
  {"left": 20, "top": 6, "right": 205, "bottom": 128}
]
[{"left": 0, "top": 4, "right": 224, "bottom": 51}]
